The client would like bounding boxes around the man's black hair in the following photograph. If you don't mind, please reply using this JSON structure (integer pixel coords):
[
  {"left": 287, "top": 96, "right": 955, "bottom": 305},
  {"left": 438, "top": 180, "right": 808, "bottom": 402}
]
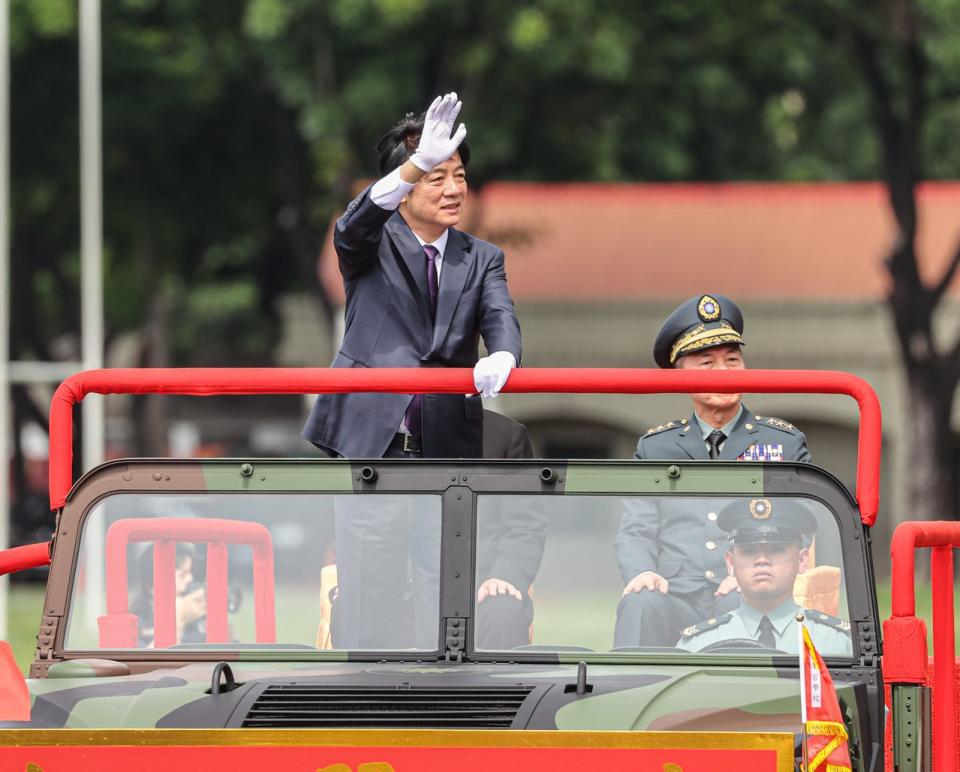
[{"left": 376, "top": 110, "right": 470, "bottom": 176}]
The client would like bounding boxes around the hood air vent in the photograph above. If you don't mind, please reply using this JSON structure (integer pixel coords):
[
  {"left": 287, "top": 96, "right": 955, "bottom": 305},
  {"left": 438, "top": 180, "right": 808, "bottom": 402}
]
[{"left": 242, "top": 684, "right": 534, "bottom": 728}]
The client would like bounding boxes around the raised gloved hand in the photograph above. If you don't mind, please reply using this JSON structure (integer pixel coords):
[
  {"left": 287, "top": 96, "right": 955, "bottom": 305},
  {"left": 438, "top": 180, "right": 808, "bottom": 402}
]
[
  {"left": 409, "top": 92, "right": 468, "bottom": 172},
  {"left": 473, "top": 351, "right": 516, "bottom": 398}
]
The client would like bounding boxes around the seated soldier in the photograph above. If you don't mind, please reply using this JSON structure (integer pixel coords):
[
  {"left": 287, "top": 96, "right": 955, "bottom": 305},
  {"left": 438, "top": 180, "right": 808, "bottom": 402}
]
[
  {"left": 679, "top": 498, "right": 852, "bottom": 656},
  {"left": 615, "top": 293, "right": 812, "bottom": 648}
]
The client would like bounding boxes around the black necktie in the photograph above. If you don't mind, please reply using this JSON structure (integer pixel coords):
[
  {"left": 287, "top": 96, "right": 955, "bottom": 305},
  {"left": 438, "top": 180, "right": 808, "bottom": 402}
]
[
  {"left": 707, "top": 430, "right": 725, "bottom": 460},
  {"left": 758, "top": 615, "right": 776, "bottom": 648}
]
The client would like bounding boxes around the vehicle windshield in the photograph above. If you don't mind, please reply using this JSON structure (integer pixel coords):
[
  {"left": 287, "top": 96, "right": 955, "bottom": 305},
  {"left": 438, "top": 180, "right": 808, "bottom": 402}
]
[
  {"left": 67, "top": 492, "right": 442, "bottom": 652},
  {"left": 474, "top": 493, "right": 852, "bottom": 657},
  {"left": 64, "top": 477, "right": 852, "bottom": 659}
]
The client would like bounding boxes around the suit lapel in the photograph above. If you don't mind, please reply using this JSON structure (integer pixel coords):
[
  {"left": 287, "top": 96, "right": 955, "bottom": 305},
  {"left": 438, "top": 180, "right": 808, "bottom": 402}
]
[
  {"left": 719, "top": 405, "right": 760, "bottom": 460},
  {"left": 430, "top": 229, "right": 471, "bottom": 352},
  {"left": 676, "top": 413, "right": 709, "bottom": 459},
  {"left": 384, "top": 214, "right": 432, "bottom": 324}
]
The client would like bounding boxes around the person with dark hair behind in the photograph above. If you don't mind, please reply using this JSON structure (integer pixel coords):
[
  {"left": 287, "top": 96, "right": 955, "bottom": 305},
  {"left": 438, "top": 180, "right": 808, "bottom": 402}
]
[
  {"left": 307, "top": 93, "right": 522, "bottom": 649},
  {"left": 131, "top": 543, "right": 206, "bottom": 648}
]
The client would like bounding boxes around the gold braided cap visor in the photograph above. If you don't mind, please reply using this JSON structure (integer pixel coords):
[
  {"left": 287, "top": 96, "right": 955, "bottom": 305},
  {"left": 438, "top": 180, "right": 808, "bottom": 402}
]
[{"left": 669, "top": 324, "right": 744, "bottom": 365}]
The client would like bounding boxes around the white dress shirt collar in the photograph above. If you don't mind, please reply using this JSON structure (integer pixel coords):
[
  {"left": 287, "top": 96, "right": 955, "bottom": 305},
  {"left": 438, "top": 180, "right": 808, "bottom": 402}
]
[{"left": 412, "top": 229, "right": 449, "bottom": 261}]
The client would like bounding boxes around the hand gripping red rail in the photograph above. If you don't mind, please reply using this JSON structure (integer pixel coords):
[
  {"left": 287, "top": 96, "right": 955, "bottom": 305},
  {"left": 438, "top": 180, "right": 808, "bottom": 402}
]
[
  {"left": 48, "top": 367, "right": 882, "bottom": 524},
  {"left": 99, "top": 518, "right": 276, "bottom": 648},
  {"left": 883, "top": 521, "right": 960, "bottom": 770}
]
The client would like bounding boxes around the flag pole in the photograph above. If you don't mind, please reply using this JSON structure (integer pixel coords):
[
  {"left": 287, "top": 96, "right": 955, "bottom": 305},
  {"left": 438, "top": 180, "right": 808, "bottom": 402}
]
[{"left": 797, "top": 612, "right": 808, "bottom": 771}]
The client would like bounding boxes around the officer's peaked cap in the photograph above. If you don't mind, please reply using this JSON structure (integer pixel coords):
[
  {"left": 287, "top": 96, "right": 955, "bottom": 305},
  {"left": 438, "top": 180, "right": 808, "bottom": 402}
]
[
  {"left": 717, "top": 498, "right": 817, "bottom": 545},
  {"left": 653, "top": 294, "right": 745, "bottom": 369}
]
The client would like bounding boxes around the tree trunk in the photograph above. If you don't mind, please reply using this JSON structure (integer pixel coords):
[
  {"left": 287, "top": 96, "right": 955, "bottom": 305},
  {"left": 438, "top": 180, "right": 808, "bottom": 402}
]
[{"left": 901, "top": 365, "right": 958, "bottom": 520}]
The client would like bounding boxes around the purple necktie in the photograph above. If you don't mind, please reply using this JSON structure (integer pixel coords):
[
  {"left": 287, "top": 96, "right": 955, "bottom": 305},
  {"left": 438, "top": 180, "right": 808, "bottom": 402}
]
[
  {"left": 423, "top": 244, "right": 439, "bottom": 318},
  {"left": 404, "top": 245, "right": 440, "bottom": 437}
]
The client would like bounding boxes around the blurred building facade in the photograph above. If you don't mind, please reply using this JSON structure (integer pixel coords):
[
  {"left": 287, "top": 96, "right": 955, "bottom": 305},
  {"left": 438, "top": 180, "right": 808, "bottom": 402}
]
[
  {"left": 305, "top": 181, "right": 960, "bottom": 558},
  {"left": 32, "top": 182, "right": 954, "bottom": 566}
]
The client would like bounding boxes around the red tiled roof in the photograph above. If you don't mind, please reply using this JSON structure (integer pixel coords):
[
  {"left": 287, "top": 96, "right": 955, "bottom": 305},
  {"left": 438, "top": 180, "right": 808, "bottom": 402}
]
[{"left": 319, "top": 181, "right": 960, "bottom": 302}]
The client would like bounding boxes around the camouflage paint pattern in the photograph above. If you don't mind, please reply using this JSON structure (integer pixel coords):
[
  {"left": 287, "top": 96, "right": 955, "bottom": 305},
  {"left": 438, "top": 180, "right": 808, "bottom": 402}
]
[{"left": 4, "top": 458, "right": 879, "bottom": 771}]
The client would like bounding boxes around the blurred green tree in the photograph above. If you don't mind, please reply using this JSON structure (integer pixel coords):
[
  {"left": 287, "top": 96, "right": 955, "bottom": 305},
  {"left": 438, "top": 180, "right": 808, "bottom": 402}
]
[
  {"left": 803, "top": 0, "right": 960, "bottom": 522},
  {"left": 6, "top": 0, "right": 960, "bottom": 525}
]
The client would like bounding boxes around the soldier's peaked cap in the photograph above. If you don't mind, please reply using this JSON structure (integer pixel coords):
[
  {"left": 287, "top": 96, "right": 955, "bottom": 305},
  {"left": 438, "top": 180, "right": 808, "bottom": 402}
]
[
  {"left": 653, "top": 293, "right": 745, "bottom": 369},
  {"left": 717, "top": 498, "right": 817, "bottom": 545}
]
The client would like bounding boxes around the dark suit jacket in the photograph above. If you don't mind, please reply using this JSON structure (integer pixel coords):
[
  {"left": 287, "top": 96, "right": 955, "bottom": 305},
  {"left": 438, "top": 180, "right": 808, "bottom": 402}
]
[
  {"left": 615, "top": 404, "right": 811, "bottom": 594},
  {"left": 476, "top": 411, "right": 546, "bottom": 593},
  {"left": 302, "top": 186, "right": 522, "bottom": 458}
]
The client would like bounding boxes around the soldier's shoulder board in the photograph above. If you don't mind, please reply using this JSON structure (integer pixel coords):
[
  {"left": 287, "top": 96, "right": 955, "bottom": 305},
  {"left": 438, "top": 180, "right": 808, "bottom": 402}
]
[
  {"left": 755, "top": 415, "right": 801, "bottom": 434},
  {"left": 681, "top": 613, "right": 732, "bottom": 638},
  {"left": 803, "top": 609, "right": 851, "bottom": 632},
  {"left": 644, "top": 419, "right": 686, "bottom": 437}
]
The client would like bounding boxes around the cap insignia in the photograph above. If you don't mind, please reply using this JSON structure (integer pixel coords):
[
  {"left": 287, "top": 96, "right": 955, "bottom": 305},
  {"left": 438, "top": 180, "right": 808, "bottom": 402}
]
[
  {"left": 697, "top": 295, "right": 721, "bottom": 321},
  {"left": 749, "top": 498, "right": 772, "bottom": 520}
]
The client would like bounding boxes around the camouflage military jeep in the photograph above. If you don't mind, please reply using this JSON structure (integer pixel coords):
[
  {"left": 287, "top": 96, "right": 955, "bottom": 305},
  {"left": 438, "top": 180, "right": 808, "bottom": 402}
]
[{"left": 0, "top": 367, "right": 886, "bottom": 771}]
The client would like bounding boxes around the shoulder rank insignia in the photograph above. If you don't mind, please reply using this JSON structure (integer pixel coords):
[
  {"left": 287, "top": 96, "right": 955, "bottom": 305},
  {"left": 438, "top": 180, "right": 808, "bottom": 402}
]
[
  {"left": 760, "top": 416, "right": 797, "bottom": 432},
  {"left": 645, "top": 420, "right": 680, "bottom": 436},
  {"left": 803, "top": 609, "right": 851, "bottom": 631},
  {"left": 681, "top": 613, "right": 731, "bottom": 638}
]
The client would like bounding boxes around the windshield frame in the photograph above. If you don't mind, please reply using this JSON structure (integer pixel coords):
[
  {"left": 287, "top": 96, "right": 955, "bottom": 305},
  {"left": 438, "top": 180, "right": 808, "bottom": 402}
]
[{"left": 46, "top": 458, "right": 875, "bottom": 669}]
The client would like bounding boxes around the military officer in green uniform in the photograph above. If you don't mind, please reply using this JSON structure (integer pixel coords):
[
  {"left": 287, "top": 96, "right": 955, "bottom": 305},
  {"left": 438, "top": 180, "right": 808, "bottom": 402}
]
[
  {"left": 614, "top": 294, "right": 812, "bottom": 648},
  {"left": 679, "top": 497, "right": 852, "bottom": 656}
]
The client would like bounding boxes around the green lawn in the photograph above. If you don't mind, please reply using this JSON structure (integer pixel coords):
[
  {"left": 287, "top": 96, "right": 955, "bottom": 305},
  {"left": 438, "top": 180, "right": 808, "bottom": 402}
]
[
  {"left": 7, "top": 583, "right": 45, "bottom": 675},
  {"left": 4, "top": 580, "right": 958, "bottom": 676}
]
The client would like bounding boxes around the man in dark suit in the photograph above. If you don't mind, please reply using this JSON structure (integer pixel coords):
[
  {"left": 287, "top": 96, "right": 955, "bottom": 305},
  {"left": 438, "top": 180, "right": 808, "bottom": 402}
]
[
  {"left": 475, "top": 411, "right": 547, "bottom": 649},
  {"left": 312, "top": 93, "right": 522, "bottom": 649},
  {"left": 302, "top": 92, "right": 522, "bottom": 459},
  {"left": 613, "top": 294, "right": 812, "bottom": 648}
]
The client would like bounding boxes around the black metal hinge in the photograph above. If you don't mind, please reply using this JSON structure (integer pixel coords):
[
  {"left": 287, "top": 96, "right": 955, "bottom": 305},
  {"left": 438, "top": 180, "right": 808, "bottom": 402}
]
[
  {"left": 856, "top": 621, "right": 878, "bottom": 669},
  {"left": 444, "top": 617, "right": 466, "bottom": 662}
]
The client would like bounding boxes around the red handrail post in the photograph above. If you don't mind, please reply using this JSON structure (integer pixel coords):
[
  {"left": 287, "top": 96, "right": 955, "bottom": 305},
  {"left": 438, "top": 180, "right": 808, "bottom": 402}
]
[
  {"left": 0, "top": 542, "right": 50, "bottom": 577},
  {"left": 930, "top": 545, "right": 956, "bottom": 771},
  {"left": 884, "top": 520, "right": 960, "bottom": 770},
  {"left": 98, "top": 518, "right": 275, "bottom": 648}
]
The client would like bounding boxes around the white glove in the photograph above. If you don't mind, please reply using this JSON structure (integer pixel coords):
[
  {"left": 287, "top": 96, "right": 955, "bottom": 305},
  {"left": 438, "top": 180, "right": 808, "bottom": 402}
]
[
  {"left": 473, "top": 351, "right": 516, "bottom": 398},
  {"left": 409, "top": 92, "right": 468, "bottom": 172}
]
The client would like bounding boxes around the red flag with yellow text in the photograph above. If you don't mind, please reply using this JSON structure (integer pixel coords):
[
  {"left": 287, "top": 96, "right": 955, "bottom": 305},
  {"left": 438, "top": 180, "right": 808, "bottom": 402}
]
[{"left": 800, "top": 623, "right": 852, "bottom": 772}]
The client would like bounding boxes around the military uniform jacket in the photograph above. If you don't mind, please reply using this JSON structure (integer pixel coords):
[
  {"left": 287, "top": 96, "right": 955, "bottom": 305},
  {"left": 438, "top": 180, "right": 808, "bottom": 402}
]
[
  {"left": 679, "top": 599, "right": 853, "bottom": 656},
  {"left": 302, "top": 185, "right": 522, "bottom": 459},
  {"left": 615, "top": 405, "right": 811, "bottom": 595}
]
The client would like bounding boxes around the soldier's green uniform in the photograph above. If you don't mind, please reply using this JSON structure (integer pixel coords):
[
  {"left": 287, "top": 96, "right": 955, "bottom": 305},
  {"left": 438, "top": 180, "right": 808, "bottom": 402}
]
[
  {"left": 677, "top": 497, "right": 852, "bottom": 656},
  {"left": 614, "top": 294, "right": 811, "bottom": 649},
  {"left": 679, "top": 598, "right": 853, "bottom": 656}
]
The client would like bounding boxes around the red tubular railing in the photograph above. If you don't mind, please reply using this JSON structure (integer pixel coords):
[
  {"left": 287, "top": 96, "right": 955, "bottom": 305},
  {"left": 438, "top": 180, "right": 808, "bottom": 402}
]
[
  {"left": 47, "top": 367, "right": 882, "bottom": 523},
  {"left": 0, "top": 542, "right": 50, "bottom": 576},
  {"left": 883, "top": 521, "right": 960, "bottom": 770},
  {"left": 99, "top": 518, "right": 276, "bottom": 648}
]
